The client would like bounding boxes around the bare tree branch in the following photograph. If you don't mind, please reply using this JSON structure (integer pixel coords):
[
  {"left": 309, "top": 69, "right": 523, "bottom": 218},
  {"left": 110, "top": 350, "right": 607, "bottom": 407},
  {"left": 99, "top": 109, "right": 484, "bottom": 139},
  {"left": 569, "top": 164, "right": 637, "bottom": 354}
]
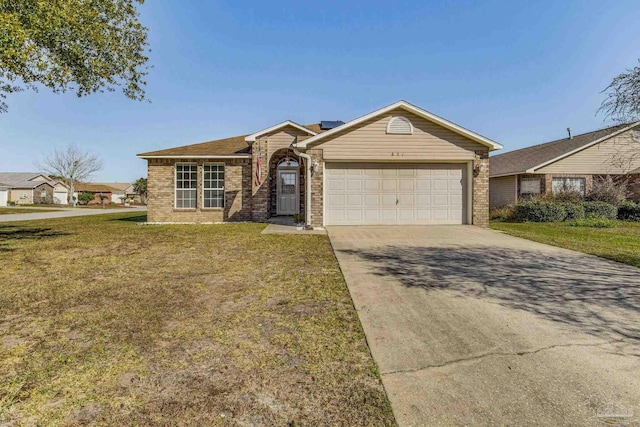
[
  {"left": 35, "top": 144, "right": 103, "bottom": 205},
  {"left": 599, "top": 60, "right": 640, "bottom": 123}
]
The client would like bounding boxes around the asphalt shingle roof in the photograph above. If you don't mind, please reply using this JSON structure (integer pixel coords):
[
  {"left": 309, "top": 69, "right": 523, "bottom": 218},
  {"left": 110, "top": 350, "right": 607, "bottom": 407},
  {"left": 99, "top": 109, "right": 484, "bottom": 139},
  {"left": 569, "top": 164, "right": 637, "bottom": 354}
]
[
  {"left": 0, "top": 172, "right": 55, "bottom": 189},
  {"left": 490, "top": 123, "right": 638, "bottom": 177},
  {"left": 137, "top": 124, "right": 324, "bottom": 157}
]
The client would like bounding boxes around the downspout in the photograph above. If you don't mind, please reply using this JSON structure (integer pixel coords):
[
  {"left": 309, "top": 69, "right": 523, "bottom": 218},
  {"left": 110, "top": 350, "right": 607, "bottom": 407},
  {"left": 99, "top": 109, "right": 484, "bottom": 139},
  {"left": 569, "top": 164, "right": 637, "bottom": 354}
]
[{"left": 291, "top": 144, "right": 313, "bottom": 229}]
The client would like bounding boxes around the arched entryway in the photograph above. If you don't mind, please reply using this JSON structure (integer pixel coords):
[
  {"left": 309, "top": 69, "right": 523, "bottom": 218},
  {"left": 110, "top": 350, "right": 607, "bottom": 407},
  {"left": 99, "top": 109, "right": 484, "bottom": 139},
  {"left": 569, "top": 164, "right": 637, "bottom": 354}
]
[{"left": 268, "top": 149, "right": 305, "bottom": 217}]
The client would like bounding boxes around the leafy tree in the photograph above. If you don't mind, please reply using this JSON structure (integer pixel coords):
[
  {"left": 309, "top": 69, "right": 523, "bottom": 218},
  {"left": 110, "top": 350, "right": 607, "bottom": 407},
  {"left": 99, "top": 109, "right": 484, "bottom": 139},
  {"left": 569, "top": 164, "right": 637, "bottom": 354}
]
[
  {"left": 599, "top": 59, "right": 640, "bottom": 122},
  {"left": 78, "top": 191, "right": 94, "bottom": 205},
  {"left": 133, "top": 177, "right": 147, "bottom": 204},
  {"left": 36, "top": 144, "right": 103, "bottom": 206},
  {"left": 0, "top": 0, "right": 150, "bottom": 112}
]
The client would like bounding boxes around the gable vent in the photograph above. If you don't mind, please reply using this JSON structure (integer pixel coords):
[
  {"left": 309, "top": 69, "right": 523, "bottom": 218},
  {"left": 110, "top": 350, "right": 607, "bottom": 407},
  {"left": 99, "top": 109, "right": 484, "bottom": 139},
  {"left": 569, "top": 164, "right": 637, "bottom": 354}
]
[{"left": 386, "top": 116, "right": 413, "bottom": 135}]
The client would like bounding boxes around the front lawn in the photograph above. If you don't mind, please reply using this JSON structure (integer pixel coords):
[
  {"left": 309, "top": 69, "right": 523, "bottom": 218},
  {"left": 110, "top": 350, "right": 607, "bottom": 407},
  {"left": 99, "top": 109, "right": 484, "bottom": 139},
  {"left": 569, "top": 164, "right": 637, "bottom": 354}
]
[
  {"left": 491, "top": 221, "right": 640, "bottom": 268},
  {"left": 0, "top": 213, "right": 394, "bottom": 426},
  {"left": 0, "top": 207, "right": 63, "bottom": 215}
]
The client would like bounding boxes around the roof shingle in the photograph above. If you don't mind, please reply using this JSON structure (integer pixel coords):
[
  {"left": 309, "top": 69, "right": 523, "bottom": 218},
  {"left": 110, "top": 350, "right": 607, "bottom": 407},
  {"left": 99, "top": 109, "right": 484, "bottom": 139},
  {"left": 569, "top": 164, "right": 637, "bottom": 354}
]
[
  {"left": 490, "top": 123, "right": 638, "bottom": 177},
  {"left": 137, "top": 124, "right": 324, "bottom": 158}
]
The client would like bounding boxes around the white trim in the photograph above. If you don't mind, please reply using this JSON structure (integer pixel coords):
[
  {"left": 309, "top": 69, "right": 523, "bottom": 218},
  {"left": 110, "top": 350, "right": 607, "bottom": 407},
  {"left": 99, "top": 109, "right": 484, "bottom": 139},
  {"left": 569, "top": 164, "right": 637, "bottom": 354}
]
[
  {"left": 526, "top": 121, "right": 640, "bottom": 173},
  {"left": 467, "top": 161, "right": 473, "bottom": 225},
  {"left": 137, "top": 154, "right": 251, "bottom": 159},
  {"left": 245, "top": 120, "right": 317, "bottom": 143},
  {"left": 294, "top": 100, "right": 502, "bottom": 151},
  {"left": 322, "top": 161, "right": 326, "bottom": 227},
  {"left": 202, "top": 162, "right": 225, "bottom": 209},
  {"left": 174, "top": 162, "right": 198, "bottom": 210}
]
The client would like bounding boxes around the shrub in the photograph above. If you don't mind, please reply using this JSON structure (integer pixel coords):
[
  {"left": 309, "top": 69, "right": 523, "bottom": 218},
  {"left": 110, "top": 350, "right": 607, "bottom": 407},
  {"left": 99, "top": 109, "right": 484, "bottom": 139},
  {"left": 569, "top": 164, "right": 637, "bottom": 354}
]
[
  {"left": 586, "top": 175, "right": 629, "bottom": 205},
  {"left": 78, "top": 191, "right": 94, "bottom": 205},
  {"left": 490, "top": 205, "right": 516, "bottom": 222},
  {"left": 514, "top": 201, "right": 566, "bottom": 222},
  {"left": 558, "top": 203, "right": 585, "bottom": 221},
  {"left": 569, "top": 218, "right": 617, "bottom": 228},
  {"left": 618, "top": 201, "right": 640, "bottom": 221},
  {"left": 583, "top": 201, "right": 618, "bottom": 220}
]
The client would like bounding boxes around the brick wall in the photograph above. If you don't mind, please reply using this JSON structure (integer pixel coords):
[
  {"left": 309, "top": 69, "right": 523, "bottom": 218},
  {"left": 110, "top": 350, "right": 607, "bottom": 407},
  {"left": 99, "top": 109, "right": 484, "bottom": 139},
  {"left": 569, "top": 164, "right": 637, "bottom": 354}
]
[
  {"left": 543, "top": 173, "right": 593, "bottom": 196},
  {"left": 147, "top": 157, "right": 251, "bottom": 222},
  {"left": 33, "top": 183, "right": 54, "bottom": 205},
  {"left": 307, "top": 148, "right": 324, "bottom": 227},
  {"left": 473, "top": 150, "right": 489, "bottom": 227}
]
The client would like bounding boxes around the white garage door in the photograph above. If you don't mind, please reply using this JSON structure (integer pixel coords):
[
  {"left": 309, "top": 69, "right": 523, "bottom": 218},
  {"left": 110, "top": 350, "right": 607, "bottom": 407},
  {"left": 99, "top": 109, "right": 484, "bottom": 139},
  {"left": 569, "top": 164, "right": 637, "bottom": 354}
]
[
  {"left": 325, "top": 163, "right": 467, "bottom": 225},
  {"left": 0, "top": 189, "right": 7, "bottom": 207},
  {"left": 54, "top": 191, "right": 68, "bottom": 204}
]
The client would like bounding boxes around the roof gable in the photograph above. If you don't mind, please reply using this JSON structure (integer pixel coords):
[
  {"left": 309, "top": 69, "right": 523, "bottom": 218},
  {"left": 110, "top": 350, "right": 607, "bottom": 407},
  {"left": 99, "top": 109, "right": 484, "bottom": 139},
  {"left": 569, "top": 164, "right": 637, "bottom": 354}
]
[
  {"left": 490, "top": 122, "right": 640, "bottom": 177},
  {"left": 294, "top": 100, "right": 502, "bottom": 151},
  {"left": 245, "top": 120, "right": 317, "bottom": 143}
]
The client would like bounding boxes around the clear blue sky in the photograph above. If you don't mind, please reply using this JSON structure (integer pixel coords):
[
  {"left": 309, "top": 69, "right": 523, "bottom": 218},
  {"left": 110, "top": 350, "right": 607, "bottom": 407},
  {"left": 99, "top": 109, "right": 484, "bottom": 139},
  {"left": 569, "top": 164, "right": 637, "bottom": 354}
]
[{"left": 1, "top": 0, "right": 639, "bottom": 182}]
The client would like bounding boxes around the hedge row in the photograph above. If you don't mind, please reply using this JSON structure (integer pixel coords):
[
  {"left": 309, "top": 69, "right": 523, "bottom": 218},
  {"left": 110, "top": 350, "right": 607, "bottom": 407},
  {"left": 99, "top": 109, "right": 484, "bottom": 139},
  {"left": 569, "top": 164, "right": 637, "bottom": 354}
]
[
  {"left": 618, "top": 201, "right": 640, "bottom": 221},
  {"left": 513, "top": 201, "right": 629, "bottom": 222}
]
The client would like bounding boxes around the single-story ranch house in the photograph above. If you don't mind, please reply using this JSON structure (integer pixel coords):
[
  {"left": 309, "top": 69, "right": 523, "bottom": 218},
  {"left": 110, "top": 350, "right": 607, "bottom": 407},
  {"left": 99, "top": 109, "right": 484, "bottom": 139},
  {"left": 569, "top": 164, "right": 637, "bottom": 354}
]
[
  {"left": 0, "top": 172, "right": 56, "bottom": 205},
  {"left": 489, "top": 122, "right": 640, "bottom": 208},
  {"left": 138, "top": 101, "right": 502, "bottom": 227}
]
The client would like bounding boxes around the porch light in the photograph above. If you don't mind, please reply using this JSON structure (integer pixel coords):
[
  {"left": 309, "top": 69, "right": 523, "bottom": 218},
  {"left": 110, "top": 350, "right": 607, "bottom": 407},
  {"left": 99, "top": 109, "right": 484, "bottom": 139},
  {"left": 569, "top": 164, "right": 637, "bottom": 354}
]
[{"left": 473, "top": 159, "right": 487, "bottom": 177}]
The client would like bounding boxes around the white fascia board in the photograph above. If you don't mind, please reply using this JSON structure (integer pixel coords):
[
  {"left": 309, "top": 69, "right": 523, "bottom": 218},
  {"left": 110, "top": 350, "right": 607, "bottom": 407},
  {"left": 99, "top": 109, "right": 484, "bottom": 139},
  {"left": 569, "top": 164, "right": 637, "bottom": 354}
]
[
  {"left": 245, "top": 120, "right": 317, "bottom": 143},
  {"left": 294, "top": 100, "right": 503, "bottom": 151},
  {"left": 137, "top": 154, "right": 251, "bottom": 159},
  {"left": 526, "top": 122, "right": 640, "bottom": 173}
]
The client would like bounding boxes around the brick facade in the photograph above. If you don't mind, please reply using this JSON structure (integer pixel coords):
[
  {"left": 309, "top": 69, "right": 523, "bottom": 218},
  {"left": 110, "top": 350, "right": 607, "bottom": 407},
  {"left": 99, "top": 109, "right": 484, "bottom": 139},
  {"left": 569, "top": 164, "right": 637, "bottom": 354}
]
[
  {"left": 34, "top": 183, "right": 54, "bottom": 205},
  {"left": 307, "top": 149, "right": 324, "bottom": 227},
  {"left": 147, "top": 158, "right": 251, "bottom": 222},
  {"left": 473, "top": 150, "right": 490, "bottom": 227}
]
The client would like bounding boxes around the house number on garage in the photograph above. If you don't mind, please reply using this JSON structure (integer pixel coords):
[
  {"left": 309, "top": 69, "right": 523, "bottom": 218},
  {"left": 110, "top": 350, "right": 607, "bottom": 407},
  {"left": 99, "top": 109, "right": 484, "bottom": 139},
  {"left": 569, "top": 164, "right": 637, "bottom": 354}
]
[{"left": 391, "top": 152, "right": 404, "bottom": 156}]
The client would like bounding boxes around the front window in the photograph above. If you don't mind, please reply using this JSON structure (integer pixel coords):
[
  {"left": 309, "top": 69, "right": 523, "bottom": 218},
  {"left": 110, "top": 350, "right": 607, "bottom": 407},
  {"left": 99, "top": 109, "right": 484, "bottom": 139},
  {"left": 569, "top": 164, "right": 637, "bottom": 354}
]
[
  {"left": 203, "top": 163, "right": 224, "bottom": 208},
  {"left": 175, "top": 163, "right": 197, "bottom": 208},
  {"left": 552, "top": 177, "right": 585, "bottom": 196},
  {"left": 520, "top": 177, "right": 541, "bottom": 197}
]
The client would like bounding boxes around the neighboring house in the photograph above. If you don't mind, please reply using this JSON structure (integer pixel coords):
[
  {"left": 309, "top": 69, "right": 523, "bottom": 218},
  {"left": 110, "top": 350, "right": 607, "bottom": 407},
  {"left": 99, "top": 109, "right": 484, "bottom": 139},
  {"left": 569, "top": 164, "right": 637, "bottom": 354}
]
[
  {"left": 74, "top": 183, "right": 115, "bottom": 205},
  {"left": 138, "top": 101, "right": 502, "bottom": 227},
  {"left": 94, "top": 182, "right": 138, "bottom": 204},
  {"left": 0, "top": 172, "right": 56, "bottom": 205},
  {"left": 53, "top": 181, "right": 71, "bottom": 204},
  {"left": 489, "top": 122, "right": 640, "bottom": 208},
  {"left": 0, "top": 183, "right": 9, "bottom": 207}
]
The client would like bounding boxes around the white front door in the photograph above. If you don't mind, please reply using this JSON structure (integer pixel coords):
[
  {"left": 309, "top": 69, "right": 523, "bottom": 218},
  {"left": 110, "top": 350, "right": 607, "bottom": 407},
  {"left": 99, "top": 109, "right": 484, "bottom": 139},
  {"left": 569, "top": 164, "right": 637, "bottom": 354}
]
[{"left": 277, "top": 169, "right": 299, "bottom": 215}]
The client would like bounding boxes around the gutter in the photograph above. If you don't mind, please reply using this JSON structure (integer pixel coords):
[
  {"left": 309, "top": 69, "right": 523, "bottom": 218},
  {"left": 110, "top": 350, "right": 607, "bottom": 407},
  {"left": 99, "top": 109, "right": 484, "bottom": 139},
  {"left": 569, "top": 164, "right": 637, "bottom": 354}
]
[{"left": 290, "top": 144, "right": 313, "bottom": 229}]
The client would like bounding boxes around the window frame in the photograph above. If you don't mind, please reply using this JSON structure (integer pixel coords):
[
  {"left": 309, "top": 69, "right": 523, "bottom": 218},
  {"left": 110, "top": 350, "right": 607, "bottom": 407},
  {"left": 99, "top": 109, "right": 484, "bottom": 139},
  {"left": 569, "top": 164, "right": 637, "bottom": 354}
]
[
  {"left": 174, "top": 162, "right": 198, "bottom": 209},
  {"left": 202, "top": 163, "right": 225, "bottom": 209},
  {"left": 519, "top": 177, "right": 542, "bottom": 197},
  {"left": 552, "top": 177, "right": 586, "bottom": 196}
]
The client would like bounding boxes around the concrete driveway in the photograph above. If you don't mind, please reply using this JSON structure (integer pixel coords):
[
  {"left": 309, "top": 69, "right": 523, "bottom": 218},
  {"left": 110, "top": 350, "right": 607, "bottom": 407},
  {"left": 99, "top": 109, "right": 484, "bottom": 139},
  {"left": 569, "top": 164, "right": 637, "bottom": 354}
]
[
  {"left": 0, "top": 207, "right": 146, "bottom": 222},
  {"left": 328, "top": 225, "right": 640, "bottom": 426}
]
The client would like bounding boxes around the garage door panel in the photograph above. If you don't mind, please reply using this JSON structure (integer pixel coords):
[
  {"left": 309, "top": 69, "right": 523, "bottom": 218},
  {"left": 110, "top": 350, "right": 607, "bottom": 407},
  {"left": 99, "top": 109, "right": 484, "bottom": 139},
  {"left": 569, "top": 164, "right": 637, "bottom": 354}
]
[
  {"left": 346, "top": 194, "right": 362, "bottom": 206},
  {"left": 346, "top": 179, "right": 362, "bottom": 191},
  {"left": 382, "top": 179, "right": 397, "bottom": 191},
  {"left": 325, "top": 163, "right": 466, "bottom": 225}
]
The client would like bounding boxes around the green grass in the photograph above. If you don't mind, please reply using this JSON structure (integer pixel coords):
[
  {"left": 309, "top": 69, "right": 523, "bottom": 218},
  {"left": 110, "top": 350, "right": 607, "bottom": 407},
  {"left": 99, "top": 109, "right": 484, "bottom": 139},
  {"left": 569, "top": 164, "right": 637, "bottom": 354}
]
[
  {"left": 0, "top": 207, "right": 63, "bottom": 215},
  {"left": 491, "top": 220, "right": 640, "bottom": 268},
  {"left": 0, "top": 213, "right": 394, "bottom": 426}
]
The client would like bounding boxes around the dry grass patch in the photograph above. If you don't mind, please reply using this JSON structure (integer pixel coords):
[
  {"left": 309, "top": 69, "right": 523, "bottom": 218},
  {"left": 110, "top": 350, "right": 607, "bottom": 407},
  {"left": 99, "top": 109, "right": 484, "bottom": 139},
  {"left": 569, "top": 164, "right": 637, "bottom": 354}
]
[{"left": 0, "top": 213, "right": 394, "bottom": 426}]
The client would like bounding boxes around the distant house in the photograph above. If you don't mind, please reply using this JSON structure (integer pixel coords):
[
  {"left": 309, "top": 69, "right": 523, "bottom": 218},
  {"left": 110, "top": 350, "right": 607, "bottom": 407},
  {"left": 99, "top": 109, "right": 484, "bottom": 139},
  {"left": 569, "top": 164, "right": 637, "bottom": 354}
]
[
  {"left": 74, "top": 183, "right": 116, "bottom": 205},
  {"left": 489, "top": 123, "right": 640, "bottom": 208},
  {"left": 94, "top": 182, "right": 137, "bottom": 204},
  {"left": 0, "top": 172, "right": 56, "bottom": 206}
]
